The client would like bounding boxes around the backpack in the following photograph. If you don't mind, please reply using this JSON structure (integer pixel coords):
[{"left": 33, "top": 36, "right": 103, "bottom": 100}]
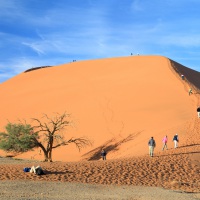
[
  {"left": 35, "top": 167, "right": 45, "bottom": 175},
  {"left": 173, "top": 135, "right": 178, "bottom": 142},
  {"left": 23, "top": 167, "right": 31, "bottom": 172}
]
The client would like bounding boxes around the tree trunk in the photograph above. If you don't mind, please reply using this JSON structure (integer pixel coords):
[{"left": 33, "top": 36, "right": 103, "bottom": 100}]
[
  {"left": 38, "top": 143, "right": 53, "bottom": 162},
  {"left": 48, "top": 149, "right": 52, "bottom": 162},
  {"left": 47, "top": 135, "right": 53, "bottom": 162},
  {"left": 44, "top": 151, "right": 48, "bottom": 162}
]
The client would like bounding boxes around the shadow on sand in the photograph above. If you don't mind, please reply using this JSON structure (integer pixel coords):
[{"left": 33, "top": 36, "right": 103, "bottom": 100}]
[
  {"left": 45, "top": 170, "right": 73, "bottom": 175},
  {"left": 83, "top": 131, "right": 143, "bottom": 161}
]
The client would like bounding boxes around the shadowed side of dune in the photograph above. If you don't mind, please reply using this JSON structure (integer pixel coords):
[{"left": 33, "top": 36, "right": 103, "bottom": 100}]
[{"left": 170, "top": 59, "right": 200, "bottom": 92}]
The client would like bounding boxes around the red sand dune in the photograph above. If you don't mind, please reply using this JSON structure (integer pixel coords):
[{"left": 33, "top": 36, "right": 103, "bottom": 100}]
[{"left": 0, "top": 55, "right": 199, "bottom": 162}]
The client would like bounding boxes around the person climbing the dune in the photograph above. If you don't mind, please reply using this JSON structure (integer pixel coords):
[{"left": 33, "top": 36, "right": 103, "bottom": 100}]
[
  {"left": 162, "top": 135, "right": 168, "bottom": 151},
  {"left": 197, "top": 107, "right": 200, "bottom": 118},
  {"left": 148, "top": 137, "right": 156, "bottom": 157},
  {"left": 173, "top": 134, "right": 179, "bottom": 148},
  {"left": 189, "top": 88, "right": 193, "bottom": 96}
]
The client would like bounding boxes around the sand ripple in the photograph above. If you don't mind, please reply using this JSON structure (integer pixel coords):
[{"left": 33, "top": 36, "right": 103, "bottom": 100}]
[{"left": 0, "top": 148, "right": 199, "bottom": 193}]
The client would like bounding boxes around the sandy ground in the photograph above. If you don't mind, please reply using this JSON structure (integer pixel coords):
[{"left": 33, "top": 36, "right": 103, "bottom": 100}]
[
  {"left": 0, "top": 180, "right": 199, "bottom": 200},
  {"left": 0, "top": 56, "right": 200, "bottom": 199},
  {"left": 0, "top": 147, "right": 200, "bottom": 200}
]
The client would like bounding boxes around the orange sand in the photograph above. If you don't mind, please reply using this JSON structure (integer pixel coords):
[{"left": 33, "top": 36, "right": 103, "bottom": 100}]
[
  {"left": 0, "top": 145, "right": 199, "bottom": 193},
  {"left": 0, "top": 55, "right": 200, "bottom": 193},
  {"left": 0, "top": 55, "right": 199, "bottom": 163}
]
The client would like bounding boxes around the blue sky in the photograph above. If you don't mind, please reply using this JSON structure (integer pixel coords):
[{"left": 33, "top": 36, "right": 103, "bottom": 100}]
[{"left": 0, "top": 0, "right": 200, "bottom": 83}]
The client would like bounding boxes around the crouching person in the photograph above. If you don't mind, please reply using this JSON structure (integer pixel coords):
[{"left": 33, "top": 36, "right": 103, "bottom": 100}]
[{"left": 30, "top": 165, "right": 45, "bottom": 175}]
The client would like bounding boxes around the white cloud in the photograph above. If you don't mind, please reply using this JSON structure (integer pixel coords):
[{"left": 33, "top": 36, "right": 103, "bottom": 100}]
[
  {"left": 22, "top": 42, "right": 46, "bottom": 56},
  {"left": 22, "top": 42, "right": 45, "bottom": 55}
]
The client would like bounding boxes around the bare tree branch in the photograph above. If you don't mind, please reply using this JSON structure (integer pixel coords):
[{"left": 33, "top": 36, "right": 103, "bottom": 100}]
[
  {"left": 52, "top": 137, "right": 92, "bottom": 151},
  {"left": 30, "top": 112, "right": 92, "bottom": 161}
]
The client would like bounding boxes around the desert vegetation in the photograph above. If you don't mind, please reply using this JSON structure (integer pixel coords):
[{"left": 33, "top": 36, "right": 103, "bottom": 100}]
[{"left": 0, "top": 112, "right": 91, "bottom": 162}]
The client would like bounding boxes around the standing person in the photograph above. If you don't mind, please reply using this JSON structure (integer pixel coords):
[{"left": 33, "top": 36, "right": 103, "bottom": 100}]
[
  {"left": 101, "top": 149, "right": 107, "bottom": 160},
  {"left": 173, "top": 134, "right": 179, "bottom": 148},
  {"left": 197, "top": 107, "right": 200, "bottom": 118},
  {"left": 162, "top": 135, "right": 168, "bottom": 150},
  {"left": 148, "top": 137, "right": 156, "bottom": 157}
]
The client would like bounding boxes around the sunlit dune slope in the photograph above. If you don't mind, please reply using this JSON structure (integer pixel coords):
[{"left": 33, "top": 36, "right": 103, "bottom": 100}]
[{"left": 0, "top": 55, "right": 199, "bottom": 161}]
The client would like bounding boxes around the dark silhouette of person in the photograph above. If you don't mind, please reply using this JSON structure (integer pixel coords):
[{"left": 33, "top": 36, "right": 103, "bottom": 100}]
[
  {"left": 101, "top": 149, "right": 107, "bottom": 160},
  {"left": 197, "top": 107, "right": 200, "bottom": 118}
]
